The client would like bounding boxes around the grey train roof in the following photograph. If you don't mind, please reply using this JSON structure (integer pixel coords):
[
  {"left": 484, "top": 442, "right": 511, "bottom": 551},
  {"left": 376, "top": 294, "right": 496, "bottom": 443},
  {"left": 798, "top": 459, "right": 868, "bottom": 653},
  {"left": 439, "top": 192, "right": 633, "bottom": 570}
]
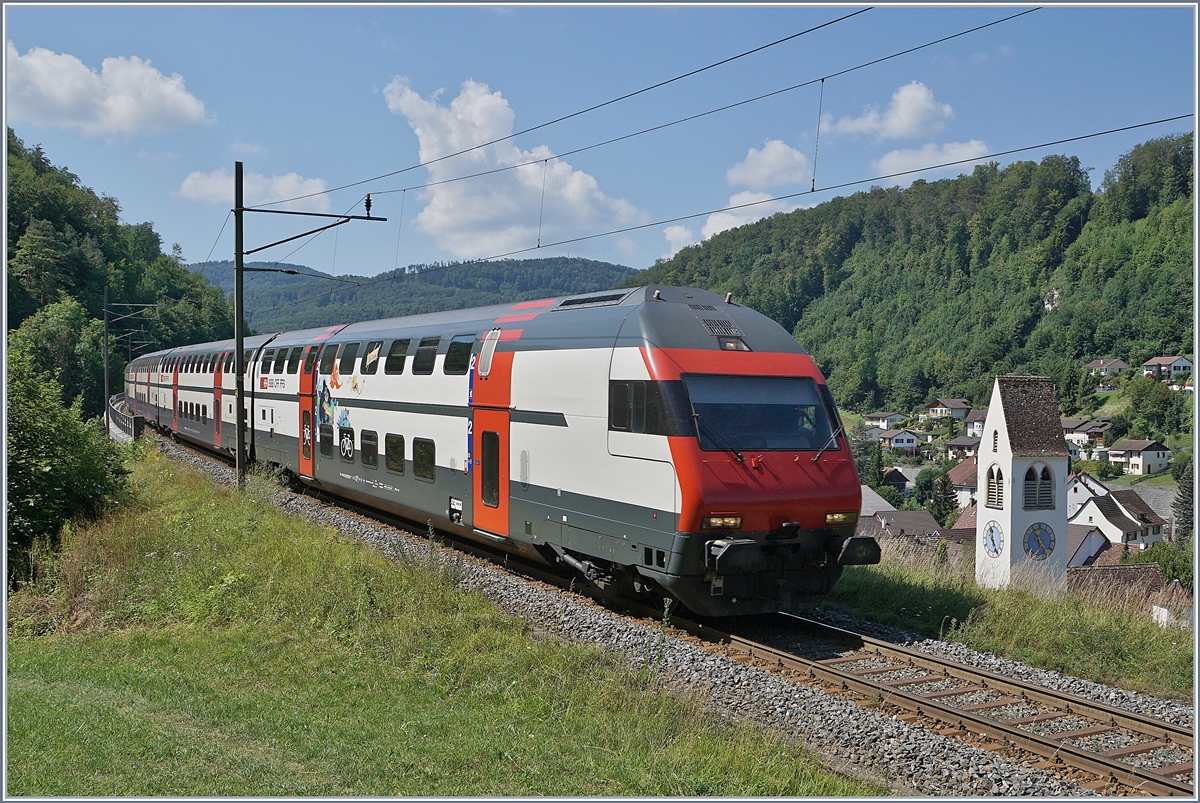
[{"left": 139, "top": 286, "right": 809, "bottom": 358}]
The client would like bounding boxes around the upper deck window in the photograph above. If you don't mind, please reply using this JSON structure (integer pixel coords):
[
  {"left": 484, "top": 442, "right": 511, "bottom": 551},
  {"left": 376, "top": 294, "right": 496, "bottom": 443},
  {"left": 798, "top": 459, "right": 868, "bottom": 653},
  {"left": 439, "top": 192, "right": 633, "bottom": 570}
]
[{"left": 681, "top": 374, "right": 835, "bottom": 451}]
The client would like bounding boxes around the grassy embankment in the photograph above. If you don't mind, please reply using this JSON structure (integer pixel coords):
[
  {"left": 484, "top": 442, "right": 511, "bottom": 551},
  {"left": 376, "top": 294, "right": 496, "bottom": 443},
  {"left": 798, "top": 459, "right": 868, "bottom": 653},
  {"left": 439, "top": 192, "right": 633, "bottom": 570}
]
[
  {"left": 6, "top": 444, "right": 883, "bottom": 797},
  {"left": 823, "top": 541, "right": 1192, "bottom": 702}
]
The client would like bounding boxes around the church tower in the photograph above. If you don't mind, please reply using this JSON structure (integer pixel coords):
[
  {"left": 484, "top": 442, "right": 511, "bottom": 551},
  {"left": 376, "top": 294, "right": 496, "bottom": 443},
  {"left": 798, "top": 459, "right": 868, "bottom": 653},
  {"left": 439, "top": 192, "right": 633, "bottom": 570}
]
[{"left": 976, "top": 376, "right": 1069, "bottom": 592}]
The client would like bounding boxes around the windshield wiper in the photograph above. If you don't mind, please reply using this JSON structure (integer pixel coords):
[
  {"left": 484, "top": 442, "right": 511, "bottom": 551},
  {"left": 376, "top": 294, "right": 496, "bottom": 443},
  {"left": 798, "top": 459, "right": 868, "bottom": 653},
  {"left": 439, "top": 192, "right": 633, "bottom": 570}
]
[
  {"left": 693, "top": 413, "right": 744, "bottom": 463},
  {"left": 811, "top": 423, "right": 844, "bottom": 463}
]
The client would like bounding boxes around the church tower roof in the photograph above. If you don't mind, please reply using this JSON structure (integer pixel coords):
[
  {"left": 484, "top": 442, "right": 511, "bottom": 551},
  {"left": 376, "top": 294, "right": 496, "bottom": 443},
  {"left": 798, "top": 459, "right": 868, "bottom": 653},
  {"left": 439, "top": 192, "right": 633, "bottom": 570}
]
[{"left": 996, "top": 376, "right": 1069, "bottom": 457}]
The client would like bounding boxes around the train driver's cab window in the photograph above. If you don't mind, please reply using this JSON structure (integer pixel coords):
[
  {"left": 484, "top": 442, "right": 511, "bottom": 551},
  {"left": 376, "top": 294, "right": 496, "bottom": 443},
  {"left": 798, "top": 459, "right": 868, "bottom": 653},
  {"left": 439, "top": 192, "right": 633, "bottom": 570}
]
[
  {"left": 385, "top": 434, "right": 405, "bottom": 474},
  {"left": 413, "top": 337, "right": 440, "bottom": 375},
  {"left": 413, "top": 438, "right": 436, "bottom": 481},
  {"left": 384, "top": 339, "right": 411, "bottom": 374},
  {"left": 339, "top": 342, "right": 361, "bottom": 375},
  {"left": 443, "top": 335, "right": 475, "bottom": 375},
  {"left": 361, "top": 430, "right": 379, "bottom": 468},
  {"left": 287, "top": 346, "right": 303, "bottom": 374},
  {"left": 319, "top": 343, "right": 339, "bottom": 375},
  {"left": 362, "top": 341, "right": 384, "bottom": 375},
  {"left": 319, "top": 423, "right": 334, "bottom": 457}
]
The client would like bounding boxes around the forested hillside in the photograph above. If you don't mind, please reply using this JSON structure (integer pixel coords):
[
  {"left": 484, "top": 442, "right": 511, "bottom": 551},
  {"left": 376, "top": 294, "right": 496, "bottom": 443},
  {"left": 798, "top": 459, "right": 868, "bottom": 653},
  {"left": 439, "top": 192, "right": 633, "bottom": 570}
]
[
  {"left": 193, "top": 257, "right": 638, "bottom": 332},
  {"left": 625, "top": 135, "right": 1193, "bottom": 415},
  {"left": 7, "top": 127, "right": 233, "bottom": 419}
]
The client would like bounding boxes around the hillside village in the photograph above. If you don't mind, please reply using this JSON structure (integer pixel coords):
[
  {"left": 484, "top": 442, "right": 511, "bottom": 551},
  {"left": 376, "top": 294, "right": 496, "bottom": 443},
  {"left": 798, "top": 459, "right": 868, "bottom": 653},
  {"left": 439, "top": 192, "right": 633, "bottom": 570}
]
[{"left": 852, "top": 359, "right": 1193, "bottom": 626}]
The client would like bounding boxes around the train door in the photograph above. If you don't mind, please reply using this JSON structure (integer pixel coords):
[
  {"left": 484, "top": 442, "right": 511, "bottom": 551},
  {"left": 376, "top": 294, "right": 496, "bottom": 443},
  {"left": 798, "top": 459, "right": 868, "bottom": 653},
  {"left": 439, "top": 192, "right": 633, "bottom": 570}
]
[
  {"left": 298, "top": 345, "right": 317, "bottom": 479},
  {"left": 473, "top": 408, "right": 510, "bottom": 537},
  {"left": 171, "top": 357, "right": 180, "bottom": 432},
  {"left": 213, "top": 352, "right": 224, "bottom": 448}
]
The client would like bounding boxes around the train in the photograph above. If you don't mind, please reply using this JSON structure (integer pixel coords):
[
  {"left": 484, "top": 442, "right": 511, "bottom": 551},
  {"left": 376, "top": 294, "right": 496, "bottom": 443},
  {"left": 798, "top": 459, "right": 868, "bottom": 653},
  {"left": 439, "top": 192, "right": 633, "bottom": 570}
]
[{"left": 123, "top": 285, "right": 879, "bottom": 616}]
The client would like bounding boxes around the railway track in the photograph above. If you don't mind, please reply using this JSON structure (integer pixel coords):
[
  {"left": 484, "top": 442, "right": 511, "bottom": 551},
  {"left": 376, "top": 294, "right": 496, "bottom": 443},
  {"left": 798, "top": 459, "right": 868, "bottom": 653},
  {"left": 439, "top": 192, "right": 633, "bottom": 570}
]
[{"left": 147, "top": 424, "right": 1193, "bottom": 797}]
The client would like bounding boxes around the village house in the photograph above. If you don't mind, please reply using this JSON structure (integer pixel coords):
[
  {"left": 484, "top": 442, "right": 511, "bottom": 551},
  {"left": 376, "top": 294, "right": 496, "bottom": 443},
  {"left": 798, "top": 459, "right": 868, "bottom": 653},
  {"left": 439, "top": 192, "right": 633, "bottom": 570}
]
[
  {"left": 1065, "top": 523, "right": 1109, "bottom": 567},
  {"left": 856, "top": 510, "right": 942, "bottom": 541},
  {"left": 964, "top": 408, "right": 988, "bottom": 438},
  {"left": 1060, "top": 418, "right": 1112, "bottom": 458},
  {"left": 920, "top": 398, "right": 971, "bottom": 422},
  {"left": 1084, "top": 357, "right": 1129, "bottom": 376},
  {"left": 1141, "top": 355, "right": 1193, "bottom": 380},
  {"left": 946, "top": 454, "right": 978, "bottom": 508},
  {"left": 865, "top": 411, "right": 908, "bottom": 430},
  {"left": 879, "top": 428, "right": 919, "bottom": 455},
  {"left": 860, "top": 484, "right": 897, "bottom": 517},
  {"left": 1066, "top": 471, "right": 1110, "bottom": 517},
  {"left": 881, "top": 467, "right": 909, "bottom": 496},
  {"left": 1107, "top": 439, "right": 1172, "bottom": 475},
  {"left": 945, "top": 435, "right": 981, "bottom": 460},
  {"left": 1068, "top": 489, "right": 1169, "bottom": 550}
]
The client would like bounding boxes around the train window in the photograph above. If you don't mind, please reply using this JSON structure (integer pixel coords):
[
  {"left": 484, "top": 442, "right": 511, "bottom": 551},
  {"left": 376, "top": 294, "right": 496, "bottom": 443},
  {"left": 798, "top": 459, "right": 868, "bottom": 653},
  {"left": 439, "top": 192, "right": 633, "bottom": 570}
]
[
  {"left": 207, "top": 355, "right": 215, "bottom": 373},
  {"left": 385, "top": 434, "right": 405, "bottom": 474},
  {"left": 302, "top": 345, "right": 319, "bottom": 375},
  {"left": 682, "top": 374, "right": 834, "bottom": 451},
  {"left": 339, "top": 342, "right": 361, "bottom": 375},
  {"left": 413, "top": 337, "right": 440, "bottom": 375},
  {"left": 243, "top": 350, "right": 253, "bottom": 367},
  {"left": 610, "top": 383, "right": 631, "bottom": 430},
  {"left": 202, "top": 405, "right": 208, "bottom": 424},
  {"left": 361, "top": 430, "right": 378, "bottom": 468},
  {"left": 384, "top": 339, "right": 410, "bottom": 374},
  {"left": 319, "top": 424, "right": 334, "bottom": 457},
  {"left": 319, "top": 343, "right": 339, "bottom": 375},
  {"left": 213, "top": 354, "right": 223, "bottom": 375},
  {"left": 286, "top": 347, "right": 303, "bottom": 374},
  {"left": 362, "top": 341, "right": 383, "bottom": 375},
  {"left": 481, "top": 431, "right": 500, "bottom": 507},
  {"left": 443, "top": 335, "right": 474, "bottom": 375},
  {"left": 413, "top": 438, "right": 436, "bottom": 481},
  {"left": 609, "top": 380, "right": 693, "bottom": 436},
  {"left": 338, "top": 427, "right": 355, "bottom": 462},
  {"left": 478, "top": 329, "right": 502, "bottom": 378},
  {"left": 260, "top": 349, "right": 275, "bottom": 369},
  {"left": 274, "top": 348, "right": 289, "bottom": 374}
]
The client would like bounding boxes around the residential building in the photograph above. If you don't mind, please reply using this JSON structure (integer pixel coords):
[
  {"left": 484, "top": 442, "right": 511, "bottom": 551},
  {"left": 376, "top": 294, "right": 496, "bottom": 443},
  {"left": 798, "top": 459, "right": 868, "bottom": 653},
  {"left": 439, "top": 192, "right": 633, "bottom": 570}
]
[
  {"left": 881, "top": 467, "right": 908, "bottom": 495},
  {"left": 1107, "top": 439, "right": 1171, "bottom": 475},
  {"left": 946, "top": 455, "right": 978, "bottom": 508},
  {"left": 860, "top": 484, "right": 897, "bottom": 517},
  {"left": 1065, "top": 523, "right": 1108, "bottom": 567},
  {"left": 921, "top": 398, "right": 971, "bottom": 422},
  {"left": 1066, "top": 471, "right": 1109, "bottom": 517},
  {"left": 879, "top": 428, "right": 919, "bottom": 455},
  {"left": 945, "top": 435, "right": 981, "bottom": 460},
  {"left": 1083, "top": 358, "right": 1129, "bottom": 376},
  {"left": 1141, "top": 356, "right": 1193, "bottom": 380},
  {"left": 1068, "top": 489, "right": 1169, "bottom": 550},
  {"left": 865, "top": 411, "right": 908, "bottom": 430},
  {"left": 858, "top": 510, "right": 942, "bottom": 540},
  {"left": 1061, "top": 418, "right": 1111, "bottom": 456},
  {"left": 964, "top": 408, "right": 988, "bottom": 438}
]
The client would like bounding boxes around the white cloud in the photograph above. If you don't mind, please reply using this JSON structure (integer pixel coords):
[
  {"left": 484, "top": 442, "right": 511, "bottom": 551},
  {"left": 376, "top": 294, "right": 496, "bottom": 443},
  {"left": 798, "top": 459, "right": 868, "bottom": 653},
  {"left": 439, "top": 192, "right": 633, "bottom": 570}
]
[
  {"left": 870, "top": 140, "right": 990, "bottom": 184},
  {"left": 726, "top": 139, "right": 811, "bottom": 191},
  {"left": 176, "top": 169, "right": 331, "bottom": 213},
  {"left": 6, "top": 40, "right": 208, "bottom": 136},
  {"left": 382, "top": 77, "right": 647, "bottom": 258},
  {"left": 702, "top": 191, "right": 795, "bottom": 240},
  {"left": 830, "top": 81, "right": 953, "bottom": 140},
  {"left": 662, "top": 225, "right": 697, "bottom": 259}
]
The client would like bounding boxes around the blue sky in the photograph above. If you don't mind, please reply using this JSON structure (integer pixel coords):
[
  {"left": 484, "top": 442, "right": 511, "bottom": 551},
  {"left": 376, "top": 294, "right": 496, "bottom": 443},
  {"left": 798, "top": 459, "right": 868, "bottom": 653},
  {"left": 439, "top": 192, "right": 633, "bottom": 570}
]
[{"left": 5, "top": 4, "right": 1195, "bottom": 278}]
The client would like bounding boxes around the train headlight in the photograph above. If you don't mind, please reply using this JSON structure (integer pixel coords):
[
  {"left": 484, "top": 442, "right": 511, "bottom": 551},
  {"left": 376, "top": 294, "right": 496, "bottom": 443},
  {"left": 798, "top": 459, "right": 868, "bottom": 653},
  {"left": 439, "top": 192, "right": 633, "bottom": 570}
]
[
  {"left": 825, "top": 511, "right": 858, "bottom": 527},
  {"left": 702, "top": 515, "right": 742, "bottom": 530}
]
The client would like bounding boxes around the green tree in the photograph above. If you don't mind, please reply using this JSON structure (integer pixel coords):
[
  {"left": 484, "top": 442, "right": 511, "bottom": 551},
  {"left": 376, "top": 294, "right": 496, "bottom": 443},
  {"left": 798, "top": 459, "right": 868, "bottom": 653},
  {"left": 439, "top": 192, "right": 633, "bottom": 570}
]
[
  {"left": 864, "top": 441, "right": 885, "bottom": 489},
  {"left": 6, "top": 346, "right": 130, "bottom": 582},
  {"left": 1173, "top": 457, "right": 1192, "bottom": 543},
  {"left": 1122, "top": 539, "right": 1192, "bottom": 591},
  {"left": 8, "top": 298, "right": 106, "bottom": 419},
  {"left": 928, "top": 472, "right": 960, "bottom": 528}
]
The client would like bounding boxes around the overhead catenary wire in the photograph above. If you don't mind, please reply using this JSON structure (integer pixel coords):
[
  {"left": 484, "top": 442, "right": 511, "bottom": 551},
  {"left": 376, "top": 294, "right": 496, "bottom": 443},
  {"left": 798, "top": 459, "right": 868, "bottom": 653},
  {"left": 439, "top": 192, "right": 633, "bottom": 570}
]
[
  {"left": 249, "top": 113, "right": 1192, "bottom": 317},
  {"left": 367, "top": 8, "right": 1040, "bottom": 201},
  {"left": 248, "top": 7, "right": 873, "bottom": 210}
]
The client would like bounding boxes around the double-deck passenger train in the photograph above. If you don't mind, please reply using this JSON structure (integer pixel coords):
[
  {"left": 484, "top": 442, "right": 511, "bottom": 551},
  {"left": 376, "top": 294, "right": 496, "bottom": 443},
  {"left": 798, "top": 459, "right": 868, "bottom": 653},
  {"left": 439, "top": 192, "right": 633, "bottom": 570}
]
[{"left": 123, "top": 286, "right": 878, "bottom": 616}]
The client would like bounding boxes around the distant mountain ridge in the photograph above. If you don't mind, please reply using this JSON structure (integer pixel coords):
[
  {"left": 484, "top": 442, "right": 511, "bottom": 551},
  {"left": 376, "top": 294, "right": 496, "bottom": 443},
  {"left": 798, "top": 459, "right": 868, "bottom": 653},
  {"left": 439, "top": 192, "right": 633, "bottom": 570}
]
[{"left": 193, "top": 256, "right": 639, "bottom": 331}]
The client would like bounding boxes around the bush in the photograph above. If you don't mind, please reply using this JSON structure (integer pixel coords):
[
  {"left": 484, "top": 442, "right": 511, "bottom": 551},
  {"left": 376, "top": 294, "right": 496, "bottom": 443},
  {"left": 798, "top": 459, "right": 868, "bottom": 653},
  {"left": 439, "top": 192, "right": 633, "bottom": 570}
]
[{"left": 6, "top": 348, "right": 129, "bottom": 583}]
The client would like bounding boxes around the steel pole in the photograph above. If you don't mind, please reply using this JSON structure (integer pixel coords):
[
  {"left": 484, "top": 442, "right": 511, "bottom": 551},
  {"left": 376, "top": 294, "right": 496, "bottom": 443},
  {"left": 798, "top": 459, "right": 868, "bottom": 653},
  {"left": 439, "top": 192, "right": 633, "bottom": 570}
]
[
  {"left": 103, "top": 285, "right": 110, "bottom": 439},
  {"left": 234, "top": 161, "right": 246, "bottom": 490}
]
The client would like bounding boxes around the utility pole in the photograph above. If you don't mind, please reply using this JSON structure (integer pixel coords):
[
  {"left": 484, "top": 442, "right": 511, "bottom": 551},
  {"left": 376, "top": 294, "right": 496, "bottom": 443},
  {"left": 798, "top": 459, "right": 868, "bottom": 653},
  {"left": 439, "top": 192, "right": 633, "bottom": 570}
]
[
  {"left": 232, "top": 162, "right": 384, "bottom": 490},
  {"left": 103, "top": 285, "right": 110, "bottom": 438},
  {"left": 235, "top": 162, "right": 246, "bottom": 488}
]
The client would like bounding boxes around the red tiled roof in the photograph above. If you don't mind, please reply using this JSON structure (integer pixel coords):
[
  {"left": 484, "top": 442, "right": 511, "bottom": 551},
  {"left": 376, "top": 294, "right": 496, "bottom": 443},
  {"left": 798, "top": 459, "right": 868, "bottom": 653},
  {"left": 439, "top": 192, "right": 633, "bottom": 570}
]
[
  {"left": 1108, "top": 439, "right": 1168, "bottom": 453},
  {"left": 946, "top": 455, "right": 978, "bottom": 487},
  {"left": 1110, "top": 489, "right": 1168, "bottom": 528}
]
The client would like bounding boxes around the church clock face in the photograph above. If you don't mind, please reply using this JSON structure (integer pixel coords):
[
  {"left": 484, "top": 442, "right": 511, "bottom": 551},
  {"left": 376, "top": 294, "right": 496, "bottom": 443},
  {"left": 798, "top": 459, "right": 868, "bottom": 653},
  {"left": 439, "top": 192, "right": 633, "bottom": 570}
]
[
  {"left": 983, "top": 521, "right": 1004, "bottom": 558},
  {"left": 1023, "top": 522, "right": 1055, "bottom": 560}
]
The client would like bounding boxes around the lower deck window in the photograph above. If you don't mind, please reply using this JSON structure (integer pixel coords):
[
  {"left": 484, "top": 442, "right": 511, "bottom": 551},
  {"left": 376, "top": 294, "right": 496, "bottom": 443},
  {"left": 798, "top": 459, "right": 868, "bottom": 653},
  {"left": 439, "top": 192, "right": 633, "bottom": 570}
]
[
  {"left": 385, "top": 434, "right": 405, "bottom": 474},
  {"left": 413, "top": 438, "right": 436, "bottom": 481},
  {"left": 319, "top": 423, "right": 334, "bottom": 457},
  {"left": 361, "top": 430, "right": 378, "bottom": 468}
]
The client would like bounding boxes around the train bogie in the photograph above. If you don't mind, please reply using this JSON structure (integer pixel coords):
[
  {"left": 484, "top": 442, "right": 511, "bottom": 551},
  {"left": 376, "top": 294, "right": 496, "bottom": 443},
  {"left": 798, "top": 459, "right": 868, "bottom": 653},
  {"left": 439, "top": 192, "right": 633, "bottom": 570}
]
[{"left": 124, "top": 286, "right": 877, "bottom": 617}]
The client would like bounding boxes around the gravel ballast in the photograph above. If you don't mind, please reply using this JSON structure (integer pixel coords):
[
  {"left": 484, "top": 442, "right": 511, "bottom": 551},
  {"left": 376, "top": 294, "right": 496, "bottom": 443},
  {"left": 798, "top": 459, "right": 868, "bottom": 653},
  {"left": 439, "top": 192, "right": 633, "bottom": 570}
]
[{"left": 152, "top": 437, "right": 1193, "bottom": 796}]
